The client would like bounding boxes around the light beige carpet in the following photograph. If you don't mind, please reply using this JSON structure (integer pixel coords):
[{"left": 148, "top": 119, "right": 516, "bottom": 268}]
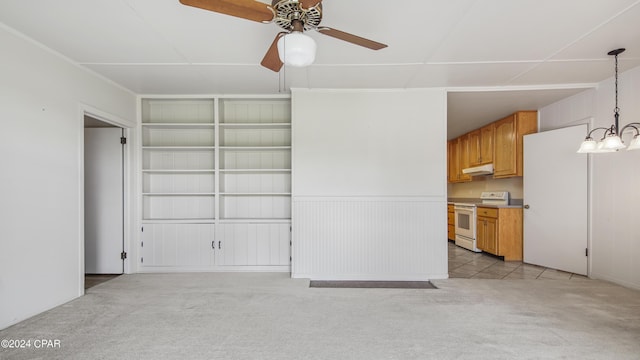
[{"left": 1, "top": 273, "right": 639, "bottom": 360}]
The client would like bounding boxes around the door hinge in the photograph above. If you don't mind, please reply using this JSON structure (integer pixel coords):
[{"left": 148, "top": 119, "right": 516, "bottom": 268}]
[
  {"left": 141, "top": 241, "right": 144, "bottom": 247},
  {"left": 141, "top": 226, "right": 144, "bottom": 232},
  {"left": 585, "top": 248, "right": 588, "bottom": 256},
  {"left": 120, "top": 137, "right": 127, "bottom": 145},
  {"left": 141, "top": 257, "right": 144, "bottom": 264},
  {"left": 290, "top": 256, "right": 292, "bottom": 262},
  {"left": 121, "top": 251, "right": 127, "bottom": 260},
  {"left": 290, "top": 226, "right": 292, "bottom": 232}
]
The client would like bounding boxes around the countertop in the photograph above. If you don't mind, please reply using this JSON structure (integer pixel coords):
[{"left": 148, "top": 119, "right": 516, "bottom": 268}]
[{"left": 447, "top": 198, "right": 523, "bottom": 209}]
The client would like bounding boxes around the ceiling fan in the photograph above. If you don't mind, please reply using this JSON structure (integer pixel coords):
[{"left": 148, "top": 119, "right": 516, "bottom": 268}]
[{"left": 178, "top": 0, "right": 388, "bottom": 72}]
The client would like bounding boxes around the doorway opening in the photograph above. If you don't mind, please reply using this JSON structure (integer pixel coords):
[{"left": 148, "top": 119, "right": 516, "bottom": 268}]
[{"left": 84, "top": 115, "right": 125, "bottom": 288}]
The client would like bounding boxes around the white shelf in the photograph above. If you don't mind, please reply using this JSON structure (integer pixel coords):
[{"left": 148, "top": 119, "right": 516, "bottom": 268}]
[
  {"left": 221, "top": 193, "right": 291, "bottom": 196},
  {"left": 142, "top": 218, "right": 215, "bottom": 222},
  {"left": 142, "top": 169, "right": 216, "bottom": 173},
  {"left": 143, "top": 193, "right": 216, "bottom": 196},
  {"left": 218, "top": 218, "right": 292, "bottom": 223},
  {"left": 143, "top": 146, "right": 215, "bottom": 150},
  {"left": 217, "top": 218, "right": 291, "bottom": 224},
  {"left": 219, "top": 146, "right": 291, "bottom": 150},
  {"left": 142, "top": 170, "right": 216, "bottom": 174},
  {"left": 142, "top": 219, "right": 216, "bottom": 224},
  {"left": 219, "top": 169, "right": 290, "bottom": 173},
  {"left": 219, "top": 123, "right": 290, "bottom": 128},
  {"left": 142, "top": 123, "right": 214, "bottom": 128}
]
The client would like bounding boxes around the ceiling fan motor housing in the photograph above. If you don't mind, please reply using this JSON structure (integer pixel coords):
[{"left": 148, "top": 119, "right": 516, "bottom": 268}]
[{"left": 272, "top": 0, "right": 322, "bottom": 32}]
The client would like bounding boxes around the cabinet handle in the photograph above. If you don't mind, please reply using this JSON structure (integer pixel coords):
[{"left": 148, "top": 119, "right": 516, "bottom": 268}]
[
  {"left": 524, "top": 205, "right": 530, "bottom": 209},
  {"left": 218, "top": 241, "right": 221, "bottom": 249},
  {"left": 212, "top": 241, "right": 215, "bottom": 250}
]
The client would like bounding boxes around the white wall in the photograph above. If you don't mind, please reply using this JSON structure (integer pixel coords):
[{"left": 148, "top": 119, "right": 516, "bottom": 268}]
[
  {"left": 0, "top": 25, "right": 136, "bottom": 329},
  {"left": 539, "top": 66, "right": 640, "bottom": 290},
  {"left": 291, "top": 89, "right": 448, "bottom": 280}
]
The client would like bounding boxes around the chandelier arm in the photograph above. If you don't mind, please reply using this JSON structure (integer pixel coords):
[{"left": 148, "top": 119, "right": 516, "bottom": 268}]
[
  {"left": 586, "top": 127, "right": 613, "bottom": 139},
  {"left": 619, "top": 123, "right": 640, "bottom": 136}
]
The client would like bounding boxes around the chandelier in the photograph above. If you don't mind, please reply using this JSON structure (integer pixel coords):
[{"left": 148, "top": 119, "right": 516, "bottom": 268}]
[{"left": 577, "top": 48, "right": 640, "bottom": 153}]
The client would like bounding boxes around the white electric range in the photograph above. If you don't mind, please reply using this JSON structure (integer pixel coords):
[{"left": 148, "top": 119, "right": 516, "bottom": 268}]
[{"left": 453, "top": 191, "right": 510, "bottom": 252}]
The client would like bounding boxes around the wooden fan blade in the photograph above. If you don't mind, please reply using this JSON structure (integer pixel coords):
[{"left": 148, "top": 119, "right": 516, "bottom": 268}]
[
  {"left": 261, "top": 32, "right": 286, "bottom": 72},
  {"left": 179, "top": 0, "right": 274, "bottom": 23},
  {"left": 317, "top": 27, "right": 387, "bottom": 50},
  {"left": 299, "top": 0, "right": 322, "bottom": 10}
]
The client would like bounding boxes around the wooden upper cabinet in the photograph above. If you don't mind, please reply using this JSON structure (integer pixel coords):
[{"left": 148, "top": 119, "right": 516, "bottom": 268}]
[
  {"left": 493, "top": 111, "right": 537, "bottom": 178},
  {"left": 447, "top": 137, "right": 471, "bottom": 183},
  {"left": 468, "top": 129, "right": 482, "bottom": 166},
  {"left": 493, "top": 115, "right": 517, "bottom": 177},
  {"left": 448, "top": 110, "right": 536, "bottom": 183},
  {"left": 447, "top": 140, "right": 457, "bottom": 183},
  {"left": 480, "top": 123, "right": 494, "bottom": 165},
  {"left": 468, "top": 125, "right": 494, "bottom": 167},
  {"left": 457, "top": 136, "right": 471, "bottom": 182}
]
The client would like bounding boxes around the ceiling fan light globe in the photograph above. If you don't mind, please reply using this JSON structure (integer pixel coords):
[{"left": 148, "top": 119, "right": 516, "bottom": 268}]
[{"left": 277, "top": 32, "right": 316, "bottom": 67}]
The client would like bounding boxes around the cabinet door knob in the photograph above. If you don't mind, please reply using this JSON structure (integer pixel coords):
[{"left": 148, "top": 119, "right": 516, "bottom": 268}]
[{"left": 524, "top": 204, "right": 530, "bottom": 209}]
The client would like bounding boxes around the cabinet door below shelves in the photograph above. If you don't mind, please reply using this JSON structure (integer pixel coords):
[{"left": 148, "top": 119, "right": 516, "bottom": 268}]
[
  {"left": 447, "top": 207, "right": 455, "bottom": 241},
  {"left": 141, "top": 224, "right": 214, "bottom": 267},
  {"left": 477, "top": 214, "right": 498, "bottom": 255},
  {"left": 215, "top": 223, "right": 290, "bottom": 266}
]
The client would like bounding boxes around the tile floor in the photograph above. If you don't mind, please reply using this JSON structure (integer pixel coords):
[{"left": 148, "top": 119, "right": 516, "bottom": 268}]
[
  {"left": 85, "top": 274, "right": 120, "bottom": 289},
  {"left": 447, "top": 241, "right": 587, "bottom": 280}
]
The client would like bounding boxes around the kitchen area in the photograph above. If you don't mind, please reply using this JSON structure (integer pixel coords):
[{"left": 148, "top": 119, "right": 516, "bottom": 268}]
[{"left": 445, "top": 110, "right": 574, "bottom": 279}]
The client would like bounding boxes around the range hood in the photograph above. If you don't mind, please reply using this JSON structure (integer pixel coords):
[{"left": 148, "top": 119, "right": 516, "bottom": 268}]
[{"left": 462, "top": 163, "right": 494, "bottom": 176}]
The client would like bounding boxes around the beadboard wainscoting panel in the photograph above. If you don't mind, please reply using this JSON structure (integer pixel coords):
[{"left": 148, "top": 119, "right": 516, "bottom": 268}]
[{"left": 292, "top": 197, "right": 447, "bottom": 280}]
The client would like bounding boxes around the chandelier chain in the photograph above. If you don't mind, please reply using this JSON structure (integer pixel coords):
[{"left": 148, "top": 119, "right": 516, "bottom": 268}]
[{"left": 614, "top": 52, "right": 619, "bottom": 114}]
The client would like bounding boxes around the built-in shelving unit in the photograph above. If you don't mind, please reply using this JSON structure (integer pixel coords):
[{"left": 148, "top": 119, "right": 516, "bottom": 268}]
[
  {"left": 218, "top": 98, "right": 292, "bottom": 223},
  {"left": 141, "top": 99, "right": 216, "bottom": 222},
  {"left": 140, "top": 97, "right": 291, "bottom": 271}
]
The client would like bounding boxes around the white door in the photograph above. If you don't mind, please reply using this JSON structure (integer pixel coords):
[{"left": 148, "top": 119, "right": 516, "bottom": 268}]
[
  {"left": 523, "top": 125, "right": 588, "bottom": 275},
  {"left": 85, "top": 128, "right": 123, "bottom": 274}
]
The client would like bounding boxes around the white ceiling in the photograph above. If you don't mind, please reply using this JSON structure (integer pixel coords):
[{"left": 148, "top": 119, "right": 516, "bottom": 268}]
[{"left": 1, "top": 0, "right": 640, "bottom": 138}]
